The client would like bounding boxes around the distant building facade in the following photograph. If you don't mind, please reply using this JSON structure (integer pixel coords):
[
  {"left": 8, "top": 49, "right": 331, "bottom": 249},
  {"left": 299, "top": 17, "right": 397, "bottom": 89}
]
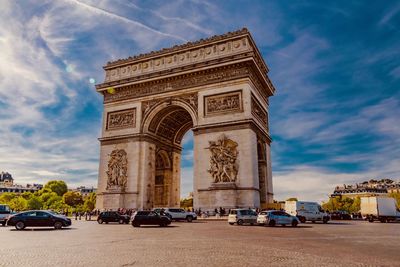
[
  {"left": 331, "top": 179, "right": 400, "bottom": 198},
  {"left": 74, "top": 186, "right": 96, "bottom": 197},
  {"left": 0, "top": 172, "right": 14, "bottom": 186},
  {"left": 0, "top": 171, "right": 43, "bottom": 195}
]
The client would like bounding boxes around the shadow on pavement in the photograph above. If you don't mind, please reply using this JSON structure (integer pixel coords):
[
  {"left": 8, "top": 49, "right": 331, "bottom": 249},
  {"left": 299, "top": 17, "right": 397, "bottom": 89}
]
[
  {"left": 9, "top": 227, "right": 76, "bottom": 231},
  {"left": 132, "top": 225, "right": 180, "bottom": 228}
]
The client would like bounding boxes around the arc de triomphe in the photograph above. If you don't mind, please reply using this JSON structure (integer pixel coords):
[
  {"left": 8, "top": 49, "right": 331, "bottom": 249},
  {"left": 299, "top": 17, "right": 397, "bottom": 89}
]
[{"left": 95, "top": 28, "right": 276, "bottom": 211}]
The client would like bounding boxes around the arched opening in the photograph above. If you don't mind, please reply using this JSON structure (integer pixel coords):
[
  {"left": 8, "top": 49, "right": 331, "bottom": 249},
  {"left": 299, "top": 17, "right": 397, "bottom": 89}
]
[{"left": 145, "top": 104, "right": 195, "bottom": 208}]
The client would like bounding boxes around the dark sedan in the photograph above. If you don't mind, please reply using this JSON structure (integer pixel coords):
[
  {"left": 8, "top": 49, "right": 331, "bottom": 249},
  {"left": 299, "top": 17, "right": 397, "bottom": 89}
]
[
  {"left": 131, "top": 211, "right": 171, "bottom": 227},
  {"left": 7, "top": 210, "right": 71, "bottom": 230},
  {"left": 97, "top": 211, "right": 130, "bottom": 224}
]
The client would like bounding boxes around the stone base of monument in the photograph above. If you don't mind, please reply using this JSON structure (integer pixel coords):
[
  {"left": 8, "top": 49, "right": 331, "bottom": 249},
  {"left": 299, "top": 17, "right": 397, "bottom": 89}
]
[
  {"left": 209, "top": 182, "right": 237, "bottom": 190},
  {"left": 101, "top": 192, "right": 125, "bottom": 210}
]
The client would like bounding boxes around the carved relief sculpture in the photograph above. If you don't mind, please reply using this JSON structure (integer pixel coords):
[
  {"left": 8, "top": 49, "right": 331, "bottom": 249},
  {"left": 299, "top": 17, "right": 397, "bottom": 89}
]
[
  {"left": 106, "top": 149, "right": 128, "bottom": 190},
  {"left": 205, "top": 91, "right": 242, "bottom": 116},
  {"left": 251, "top": 95, "right": 269, "bottom": 132},
  {"left": 107, "top": 109, "right": 136, "bottom": 130},
  {"left": 206, "top": 135, "right": 239, "bottom": 183}
]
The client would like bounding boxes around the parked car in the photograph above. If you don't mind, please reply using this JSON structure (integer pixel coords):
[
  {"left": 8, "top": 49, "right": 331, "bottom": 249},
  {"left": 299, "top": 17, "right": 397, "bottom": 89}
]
[
  {"left": 228, "top": 208, "right": 258, "bottom": 225},
  {"left": 0, "top": 204, "right": 11, "bottom": 226},
  {"left": 152, "top": 208, "right": 173, "bottom": 220},
  {"left": 7, "top": 210, "right": 71, "bottom": 230},
  {"left": 156, "top": 208, "right": 197, "bottom": 222},
  {"left": 257, "top": 210, "right": 300, "bottom": 227},
  {"left": 97, "top": 211, "right": 130, "bottom": 224},
  {"left": 329, "top": 211, "right": 352, "bottom": 220},
  {"left": 131, "top": 211, "right": 171, "bottom": 227}
]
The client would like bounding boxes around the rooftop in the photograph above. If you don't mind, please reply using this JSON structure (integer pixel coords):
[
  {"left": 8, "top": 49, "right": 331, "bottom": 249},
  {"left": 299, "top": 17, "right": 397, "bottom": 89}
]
[{"left": 105, "top": 28, "right": 251, "bottom": 68}]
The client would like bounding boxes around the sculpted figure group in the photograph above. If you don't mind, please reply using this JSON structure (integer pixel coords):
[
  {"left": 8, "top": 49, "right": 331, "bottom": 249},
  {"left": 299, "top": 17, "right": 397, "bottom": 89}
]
[
  {"left": 207, "top": 135, "right": 239, "bottom": 183},
  {"left": 106, "top": 149, "right": 128, "bottom": 190}
]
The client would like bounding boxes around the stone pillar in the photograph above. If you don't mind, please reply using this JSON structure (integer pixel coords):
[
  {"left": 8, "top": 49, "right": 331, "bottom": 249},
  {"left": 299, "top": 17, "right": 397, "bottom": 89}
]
[
  {"left": 137, "top": 141, "right": 156, "bottom": 210},
  {"left": 265, "top": 142, "right": 274, "bottom": 203},
  {"left": 171, "top": 152, "right": 181, "bottom": 207}
]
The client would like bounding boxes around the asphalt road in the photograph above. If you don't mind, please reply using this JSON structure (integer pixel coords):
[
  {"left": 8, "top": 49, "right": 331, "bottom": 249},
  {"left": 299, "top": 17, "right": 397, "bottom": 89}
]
[{"left": 0, "top": 219, "right": 399, "bottom": 267}]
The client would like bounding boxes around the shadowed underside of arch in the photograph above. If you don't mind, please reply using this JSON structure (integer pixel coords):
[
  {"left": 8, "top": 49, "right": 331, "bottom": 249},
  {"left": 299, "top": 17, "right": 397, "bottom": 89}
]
[{"left": 148, "top": 106, "right": 193, "bottom": 144}]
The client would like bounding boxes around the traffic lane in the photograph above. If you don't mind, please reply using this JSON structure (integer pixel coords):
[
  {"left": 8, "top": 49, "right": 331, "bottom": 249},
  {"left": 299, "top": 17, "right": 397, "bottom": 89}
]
[{"left": 0, "top": 220, "right": 399, "bottom": 266}]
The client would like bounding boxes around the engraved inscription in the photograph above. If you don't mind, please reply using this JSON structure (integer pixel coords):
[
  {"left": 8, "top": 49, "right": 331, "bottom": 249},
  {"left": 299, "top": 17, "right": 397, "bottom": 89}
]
[
  {"left": 205, "top": 91, "right": 242, "bottom": 116},
  {"left": 107, "top": 109, "right": 136, "bottom": 130}
]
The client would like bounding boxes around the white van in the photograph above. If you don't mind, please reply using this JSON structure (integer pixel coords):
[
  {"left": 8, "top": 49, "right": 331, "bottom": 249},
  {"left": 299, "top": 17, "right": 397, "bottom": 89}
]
[{"left": 285, "top": 201, "right": 330, "bottom": 223}]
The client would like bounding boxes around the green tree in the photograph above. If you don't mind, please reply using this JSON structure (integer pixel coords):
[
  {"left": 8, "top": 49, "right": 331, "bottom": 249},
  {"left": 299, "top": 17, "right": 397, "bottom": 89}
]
[
  {"left": 180, "top": 198, "right": 193, "bottom": 209},
  {"left": 389, "top": 192, "right": 400, "bottom": 207},
  {"left": 322, "top": 196, "right": 358, "bottom": 213},
  {"left": 21, "top": 192, "right": 33, "bottom": 200},
  {"left": 0, "top": 192, "right": 16, "bottom": 204},
  {"left": 83, "top": 192, "right": 96, "bottom": 211},
  {"left": 63, "top": 191, "right": 83, "bottom": 207},
  {"left": 44, "top": 180, "right": 68, "bottom": 197},
  {"left": 9, "top": 197, "right": 27, "bottom": 211},
  {"left": 27, "top": 196, "right": 44, "bottom": 210},
  {"left": 286, "top": 197, "right": 298, "bottom": 201}
]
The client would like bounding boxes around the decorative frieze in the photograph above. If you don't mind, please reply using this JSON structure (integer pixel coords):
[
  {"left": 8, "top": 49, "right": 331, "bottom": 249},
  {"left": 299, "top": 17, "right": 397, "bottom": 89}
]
[
  {"left": 104, "top": 63, "right": 255, "bottom": 103},
  {"left": 206, "top": 134, "right": 239, "bottom": 183},
  {"left": 251, "top": 95, "right": 269, "bottom": 132},
  {"left": 204, "top": 91, "right": 242, "bottom": 116},
  {"left": 106, "top": 109, "right": 136, "bottom": 131}
]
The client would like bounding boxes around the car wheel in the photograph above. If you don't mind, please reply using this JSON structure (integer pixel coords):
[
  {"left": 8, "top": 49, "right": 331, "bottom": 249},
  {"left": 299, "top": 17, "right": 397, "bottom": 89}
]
[
  {"left": 132, "top": 223, "right": 140, "bottom": 227},
  {"left": 323, "top": 218, "right": 328, "bottom": 224},
  {"left": 229, "top": 222, "right": 234, "bottom": 225},
  {"left": 237, "top": 219, "right": 244, "bottom": 226},
  {"left": 1, "top": 222, "right": 5, "bottom": 227},
  {"left": 97, "top": 219, "right": 103, "bottom": 224},
  {"left": 105, "top": 221, "right": 109, "bottom": 224},
  {"left": 54, "top": 221, "right": 63, "bottom": 230},
  {"left": 292, "top": 220, "right": 298, "bottom": 227},
  {"left": 300, "top": 217, "right": 306, "bottom": 223},
  {"left": 186, "top": 216, "right": 193, "bottom": 222},
  {"left": 119, "top": 219, "right": 124, "bottom": 224},
  {"left": 268, "top": 220, "right": 276, "bottom": 227},
  {"left": 311, "top": 220, "right": 316, "bottom": 223},
  {"left": 15, "top": 221, "right": 25, "bottom": 230}
]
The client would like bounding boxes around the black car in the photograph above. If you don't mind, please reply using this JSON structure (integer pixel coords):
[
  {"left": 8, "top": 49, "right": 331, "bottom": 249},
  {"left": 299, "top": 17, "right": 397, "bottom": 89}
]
[
  {"left": 97, "top": 211, "right": 130, "bottom": 224},
  {"left": 131, "top": 211, "right": 171, "bottom": 227},
  {"left": 7, "top": 210, "right": 71, "bottom": 230}
]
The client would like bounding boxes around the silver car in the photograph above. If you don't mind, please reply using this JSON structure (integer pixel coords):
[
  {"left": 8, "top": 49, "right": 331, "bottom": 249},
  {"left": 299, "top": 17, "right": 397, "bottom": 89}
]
[
  {"left": 257, "top": 210, "right": 300, "bottom": 227},
  {"left": 228, "top": 209, "right": 258, "bottom": 225}
]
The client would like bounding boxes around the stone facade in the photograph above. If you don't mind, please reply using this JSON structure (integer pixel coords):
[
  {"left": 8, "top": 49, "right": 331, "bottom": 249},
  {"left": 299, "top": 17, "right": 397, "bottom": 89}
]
[{"left": 95, "top": 28, "right": 275, "bottom": 211}]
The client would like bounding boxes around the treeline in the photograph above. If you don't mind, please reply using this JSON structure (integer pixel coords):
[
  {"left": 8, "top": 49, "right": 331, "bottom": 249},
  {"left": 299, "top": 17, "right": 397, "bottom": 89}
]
[
  {"left": 0, "top": 180, "right": 96, "bottom": 213},
  {"left": 322, "top": 192, "right": 400, "bottom": 213}
]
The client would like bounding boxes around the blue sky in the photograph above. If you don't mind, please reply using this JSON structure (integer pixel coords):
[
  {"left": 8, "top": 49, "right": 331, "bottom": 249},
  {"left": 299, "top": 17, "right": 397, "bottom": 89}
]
[{"left": 0, "top": 0, "right": 399, "bottom": 202}]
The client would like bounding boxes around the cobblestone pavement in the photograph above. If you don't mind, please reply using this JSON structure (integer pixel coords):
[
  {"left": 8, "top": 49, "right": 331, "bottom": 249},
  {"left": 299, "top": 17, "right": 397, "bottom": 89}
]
[{"left": 0, "top": 219, "right": 399, "bottom": 267}]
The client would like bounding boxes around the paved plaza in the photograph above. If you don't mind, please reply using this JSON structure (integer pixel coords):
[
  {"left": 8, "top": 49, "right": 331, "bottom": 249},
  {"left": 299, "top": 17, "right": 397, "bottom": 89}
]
[{"left": 0, "top": 220, "right": 399, "bottom": 267}]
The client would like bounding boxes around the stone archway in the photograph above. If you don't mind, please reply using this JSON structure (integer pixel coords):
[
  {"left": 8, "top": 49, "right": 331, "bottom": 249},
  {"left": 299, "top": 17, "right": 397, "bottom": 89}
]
[{"left": 95, "top": 29, "right": 276, "bottom": 211}]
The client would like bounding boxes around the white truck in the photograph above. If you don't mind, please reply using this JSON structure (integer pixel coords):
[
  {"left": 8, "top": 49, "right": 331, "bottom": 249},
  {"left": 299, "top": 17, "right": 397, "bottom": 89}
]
[
  {"left": 360, "top": 196, "right": 400, "bottom": 223},
  {"left": 285, "top": 201, "right": 330, "bottom": 223},
  {"left": 0, "top": 204, "right": 11, "bottom": 226}
]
